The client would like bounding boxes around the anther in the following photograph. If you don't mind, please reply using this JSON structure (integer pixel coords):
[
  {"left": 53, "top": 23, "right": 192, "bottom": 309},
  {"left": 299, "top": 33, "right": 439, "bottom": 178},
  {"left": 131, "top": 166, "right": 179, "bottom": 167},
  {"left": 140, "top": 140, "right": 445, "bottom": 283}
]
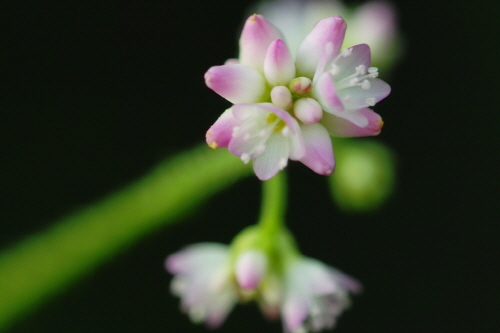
[
  {"left": 361, "top": 79, "right": 371, "bottom": 90},
  {"left": 368, "top": 67, "right": 379, "bottom": 78},
  {"left": 355, "top": 65, "right": 366, "bottom": 75},
  {"left": 341, "top": 48, "right": 352, "bottom": 57},
  {"left": 365, "top": 97, "right": 376, "bottom": 106},
  {"left": 329, "top": 64, "right": 339, "bottom": 76}
]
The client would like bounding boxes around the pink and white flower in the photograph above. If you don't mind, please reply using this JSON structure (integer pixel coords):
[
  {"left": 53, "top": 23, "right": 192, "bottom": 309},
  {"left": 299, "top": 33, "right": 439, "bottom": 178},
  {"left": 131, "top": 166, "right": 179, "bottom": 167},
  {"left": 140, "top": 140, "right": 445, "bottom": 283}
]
[
  {"left": 252, "top": 0, "right": 400, "bottom": 68},
  {"left": 166, "top": 243, "right": 360, "bottom": 332},
  {"left": 281, "top": 257, "right": 362, "bottom": 333},
  {"left": 205, "top": 13, "right": 390, "bottom": 180},
  {"left": 165, "top": 243, "right": 237, "bottom": 328}
]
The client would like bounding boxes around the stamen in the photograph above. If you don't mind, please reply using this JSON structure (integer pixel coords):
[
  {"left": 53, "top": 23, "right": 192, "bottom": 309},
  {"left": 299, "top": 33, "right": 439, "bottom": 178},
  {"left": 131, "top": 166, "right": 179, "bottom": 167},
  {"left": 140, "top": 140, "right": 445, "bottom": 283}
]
[
  {"left": 368, "top": 67, "right": 379, "bottom": 78},
  {"left": 355, "top": 65, "right": 366, "bottom": 75},
  {"left": 281, "top": 126, "right": 290, "bottom": 137},
  {"left": 329, "top": 64, "right": 339, "bottom": 76},
  {"left": 341, "top": 48, "right": 352, "bottom": 57},
  {"left": 361, "top": 79, "right": 371, "bottom": 90},
  {"left": 349, "top": 78, "right": 359, "bottom": 86},
  {"left": 365, "top": 97, "right": 376, "bottom": 106}
]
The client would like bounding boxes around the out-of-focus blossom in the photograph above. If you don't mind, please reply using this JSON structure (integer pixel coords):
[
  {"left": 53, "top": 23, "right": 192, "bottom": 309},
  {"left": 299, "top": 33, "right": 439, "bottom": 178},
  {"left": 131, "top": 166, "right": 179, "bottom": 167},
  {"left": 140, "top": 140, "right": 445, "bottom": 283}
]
[
  {"left": 166, "top": 229, "right": 361, "bottom": 332},
  {"left": 253, "top": 0, "right": 401, "bottom": 70},
  {"left": 205, "top": 13, "right": 390, "bottom": 180},
  {"left": 165, "top": 243, "right": 237, "bottom": 328},
  {"left": 329, "top": 138, "right": 396, "bottom": 212},
  {"left": 281, "top": 258, "right": 362, "bottom": 333}
]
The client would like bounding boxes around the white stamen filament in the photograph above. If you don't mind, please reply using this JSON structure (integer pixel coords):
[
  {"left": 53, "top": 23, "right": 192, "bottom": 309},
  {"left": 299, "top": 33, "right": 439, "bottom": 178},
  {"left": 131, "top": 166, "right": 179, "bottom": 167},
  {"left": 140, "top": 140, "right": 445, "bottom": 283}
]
[{"left": 334, "top": 63, "right": 381, "bottom": 90}]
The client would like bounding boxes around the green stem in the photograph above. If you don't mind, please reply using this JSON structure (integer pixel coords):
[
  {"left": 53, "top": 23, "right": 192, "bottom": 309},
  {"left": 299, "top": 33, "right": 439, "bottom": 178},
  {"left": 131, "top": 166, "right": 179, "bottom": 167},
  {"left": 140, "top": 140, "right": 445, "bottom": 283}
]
[
  {"left": 0, "top": 145, "right": 251, "bottom": 332},
  {"left": 258, "top": 171, "right": 287, "bottom": 237}
]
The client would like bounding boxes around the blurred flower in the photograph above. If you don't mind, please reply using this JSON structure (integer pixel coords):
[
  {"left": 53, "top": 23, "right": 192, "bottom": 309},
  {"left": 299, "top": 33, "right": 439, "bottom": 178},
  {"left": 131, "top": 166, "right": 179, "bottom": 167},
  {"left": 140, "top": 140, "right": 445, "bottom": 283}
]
[
  {"left": 166, "top": 228, "right": 361, "bottom": 332},
  {"left": 165, "top": 243, "right": 237, "bottom": 328},
  {"left": 281, "top": 258, "right": 362, "bottom": 333},
  {"left": 252, "top": 0, "right": 401, "bottom": 70},
  {"left": 206, "top": 13, "right": 390, "bottom": 180},
  {"left": 329, "top": 138, "right": 396, "bottom": 212}
]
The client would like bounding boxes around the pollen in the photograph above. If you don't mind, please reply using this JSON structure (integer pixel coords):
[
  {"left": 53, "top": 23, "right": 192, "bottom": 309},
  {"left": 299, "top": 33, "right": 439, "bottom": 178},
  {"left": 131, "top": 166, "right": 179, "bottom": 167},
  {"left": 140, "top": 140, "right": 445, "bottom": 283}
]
[
  {"left": 208, "top": 141, "right": 218, "bottom": 149},
  {"left": 266, "top": 113, "right": 277, "bottom": 123}
]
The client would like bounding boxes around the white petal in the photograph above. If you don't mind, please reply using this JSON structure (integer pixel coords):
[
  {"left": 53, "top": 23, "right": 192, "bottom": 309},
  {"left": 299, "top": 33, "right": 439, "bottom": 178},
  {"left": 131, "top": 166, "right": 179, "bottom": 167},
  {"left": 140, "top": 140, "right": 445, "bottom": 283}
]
[{"left": 253, "top": 134, "right": 289, "bottom": 180}]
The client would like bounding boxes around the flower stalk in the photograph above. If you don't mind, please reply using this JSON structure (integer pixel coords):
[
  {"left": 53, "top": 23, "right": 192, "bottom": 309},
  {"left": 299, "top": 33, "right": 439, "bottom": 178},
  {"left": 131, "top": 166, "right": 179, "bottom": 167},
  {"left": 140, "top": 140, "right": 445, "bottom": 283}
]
[
  {"left": 0, "top": 146, "right": 251, "bottom": 332},
  {"left": 258, "top": 171, "right": 287, "bottom": 238}
]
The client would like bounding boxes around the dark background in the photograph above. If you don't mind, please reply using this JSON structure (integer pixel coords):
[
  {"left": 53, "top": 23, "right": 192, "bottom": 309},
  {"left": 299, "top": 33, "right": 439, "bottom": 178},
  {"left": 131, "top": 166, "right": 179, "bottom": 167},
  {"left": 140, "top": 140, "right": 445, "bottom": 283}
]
[{"left": 1, "top": 1, "right": 498, "bottom": 332}]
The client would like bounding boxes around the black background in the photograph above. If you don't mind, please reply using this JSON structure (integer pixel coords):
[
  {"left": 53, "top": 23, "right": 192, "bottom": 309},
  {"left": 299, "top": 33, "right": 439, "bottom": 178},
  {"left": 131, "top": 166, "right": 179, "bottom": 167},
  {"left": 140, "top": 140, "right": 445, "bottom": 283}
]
[{"left": 1, "top": 1, "right": 498, "bottom": 332}]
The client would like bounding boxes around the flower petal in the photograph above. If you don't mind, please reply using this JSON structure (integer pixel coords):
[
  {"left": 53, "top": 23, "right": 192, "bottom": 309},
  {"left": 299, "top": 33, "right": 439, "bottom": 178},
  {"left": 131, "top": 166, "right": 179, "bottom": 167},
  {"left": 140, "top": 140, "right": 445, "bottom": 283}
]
[
  {"left": 228, "top": 104, "right": 296, "bottom": 160},
  {"left": 206, "top": 108, "right": 238, "bottom": 149},
  {"left": 239, "top": 14, "right": 283, "bottom": 73},
  {"left": 264, "top": 39, "right": 296, "bottom": 86},
  {"left": 321, "top": 108, "right": 383, "bottom": 137},
  {"left": 296, "top": 15, "right": 347, "bottom": 78},
  {"left": 338, "top": 77, "right": 391, "bottom": 109},
  {"left": 283, "top": 294, "right": 310, "bottom": 333},
  {"left": 165, "top": 243, "right": 229, "bottom": 275},
  {"left": 330, "top": 43, "right": 371, "bottom": 81},
  {"left": 253, "top": 133, "right": 290, "bottom": 180},
  {"left": 204, "top": 64, "right": 266, "bottom": 104},
  {"left": 299, "top": 123, "right": 334, "bottom": 175},
  {"left": 314, "top": 71, "right": 344, "bottom": 113}
]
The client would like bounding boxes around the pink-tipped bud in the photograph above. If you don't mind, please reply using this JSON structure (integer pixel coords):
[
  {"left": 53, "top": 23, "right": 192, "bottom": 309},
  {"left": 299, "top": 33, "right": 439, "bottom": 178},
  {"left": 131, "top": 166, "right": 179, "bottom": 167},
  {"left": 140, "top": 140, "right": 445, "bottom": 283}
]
[
  {"left": 264, "top": 39, "right": 296, "bottom": 86},
  {"left": 239, "top": 14, "right": 283, "bottom": 73},
  {"left": 235, "top": 250, "right": 267, "bottom": 290},
  {"left": 288, "top": 77, "right": 312, "bottom": 95},
  {"left": 296, "top": 15, "right": 347, "bottom": 78},
  {"left": 293, "top": 97, "right": 323, "bottom": 124}
]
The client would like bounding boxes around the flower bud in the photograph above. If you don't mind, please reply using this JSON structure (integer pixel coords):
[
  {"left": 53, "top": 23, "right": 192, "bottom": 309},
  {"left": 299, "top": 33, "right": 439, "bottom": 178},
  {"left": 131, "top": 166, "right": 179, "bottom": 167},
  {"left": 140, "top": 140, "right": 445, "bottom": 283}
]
[
  {"left": 329, "top": 139, "right": 395, "bottom": 212},
  {"left": 293, "top": 97, "right": 323, "bottom": 124},
  {"left": 235, "top": 250, "right": 268, "bottom": 290},
  {"left": 271, "top": 86, "right": 293, "bottom": 110}
]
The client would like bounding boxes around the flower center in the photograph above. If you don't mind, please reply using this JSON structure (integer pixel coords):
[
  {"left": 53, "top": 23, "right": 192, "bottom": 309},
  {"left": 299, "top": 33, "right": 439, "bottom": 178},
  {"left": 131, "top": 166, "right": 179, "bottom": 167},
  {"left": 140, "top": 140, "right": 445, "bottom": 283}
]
[{"left": 233, "top": 112, "right": 290, "bottom": 164}]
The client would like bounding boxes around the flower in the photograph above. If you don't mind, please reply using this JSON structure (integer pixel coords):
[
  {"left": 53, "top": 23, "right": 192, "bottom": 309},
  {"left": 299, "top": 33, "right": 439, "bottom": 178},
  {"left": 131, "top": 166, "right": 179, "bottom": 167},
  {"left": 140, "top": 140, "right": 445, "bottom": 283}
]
[
  {"left": 165, "top": 243, "right": 237, "bottom": 328},
  {"left": 205, "top": 13, "right": 390, "bottom": 180},
  {"left": 280, "top": 257, "right": 362, "bottom": 333},
  {"left": 166, "top": 237, "right": 361, "bottom": 332},
  {"left": 252, "top": 0, "right": 401, "bottom": 70}
]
